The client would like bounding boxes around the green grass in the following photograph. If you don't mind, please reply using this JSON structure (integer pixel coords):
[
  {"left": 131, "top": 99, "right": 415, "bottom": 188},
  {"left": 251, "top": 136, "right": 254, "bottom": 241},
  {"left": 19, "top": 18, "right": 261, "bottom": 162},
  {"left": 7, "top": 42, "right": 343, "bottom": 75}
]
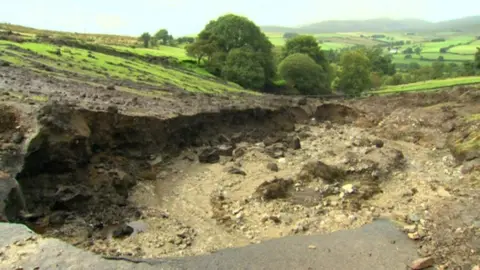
[
  {"left": 111, "top": 45, "right": 191, "bottom": 60},
  {"left": 0, "top": 40, "right": 254, "bottom": 95},
  {"left": 449, "top": 44, "right": 480, "bottom": 54},
  {"left": 391, "top": 53, "right": 470, "bottom": 66},
  {"left": 371, "top": 76, "right": 480, "bottom": 94}
]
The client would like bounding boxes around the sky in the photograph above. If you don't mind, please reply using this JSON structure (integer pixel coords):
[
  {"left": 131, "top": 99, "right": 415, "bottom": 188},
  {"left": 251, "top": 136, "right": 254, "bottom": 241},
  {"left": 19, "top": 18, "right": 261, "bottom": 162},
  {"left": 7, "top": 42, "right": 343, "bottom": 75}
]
[{"left": 1, "top": 0, "right": 479, "bottom": 36}]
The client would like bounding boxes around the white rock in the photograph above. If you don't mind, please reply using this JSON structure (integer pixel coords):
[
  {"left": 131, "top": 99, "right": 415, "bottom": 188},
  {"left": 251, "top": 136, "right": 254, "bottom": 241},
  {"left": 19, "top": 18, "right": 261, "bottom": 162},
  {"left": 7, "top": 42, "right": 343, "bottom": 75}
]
[
  {"left": 342, "top": 184, "right": 355, "bottom": 194},
  {"left": 278, "top": 158, "right": 287, "bottom": 164}
]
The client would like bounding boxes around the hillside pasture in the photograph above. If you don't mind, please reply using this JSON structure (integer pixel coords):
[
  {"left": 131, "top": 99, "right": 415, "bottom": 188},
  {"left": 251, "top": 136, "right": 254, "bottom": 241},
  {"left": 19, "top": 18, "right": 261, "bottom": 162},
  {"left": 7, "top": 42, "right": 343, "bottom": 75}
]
[
  {"left": 372, "top": 76, "right": 480, "bottom": 94},
  {"left": 0, "top": 40, "right": 248, "bottom": 94}
]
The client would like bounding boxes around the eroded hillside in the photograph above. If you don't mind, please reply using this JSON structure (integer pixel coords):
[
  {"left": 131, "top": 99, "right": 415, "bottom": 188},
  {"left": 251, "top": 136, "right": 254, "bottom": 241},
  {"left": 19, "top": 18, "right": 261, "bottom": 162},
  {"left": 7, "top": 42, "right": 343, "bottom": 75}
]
[{"left": 0, "top": 61, "right": 479, "bottom": 269}]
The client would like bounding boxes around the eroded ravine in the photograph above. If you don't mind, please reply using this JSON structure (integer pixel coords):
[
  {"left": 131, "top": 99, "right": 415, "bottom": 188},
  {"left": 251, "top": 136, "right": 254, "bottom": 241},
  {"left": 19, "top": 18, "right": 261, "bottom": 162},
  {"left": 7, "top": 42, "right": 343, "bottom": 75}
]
[{"left": 1, "top": 87, "right": 479, "bottom": 268}]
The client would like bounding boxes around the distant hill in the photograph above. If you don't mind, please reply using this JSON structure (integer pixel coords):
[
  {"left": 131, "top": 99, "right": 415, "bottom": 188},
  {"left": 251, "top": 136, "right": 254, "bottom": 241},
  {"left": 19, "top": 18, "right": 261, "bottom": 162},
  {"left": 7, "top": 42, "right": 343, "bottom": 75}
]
[{"left": 261, "top": 16, "right": 480, "bottom": 33}]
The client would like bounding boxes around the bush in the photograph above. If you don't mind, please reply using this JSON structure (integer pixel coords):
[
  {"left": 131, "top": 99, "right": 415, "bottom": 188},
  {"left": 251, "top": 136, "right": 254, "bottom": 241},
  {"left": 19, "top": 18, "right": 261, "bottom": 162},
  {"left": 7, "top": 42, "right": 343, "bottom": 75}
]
[
  {"left": 221, "top": 47, "right": 265, "bottom": 89},
  {"left": 404, "top": 54, "right": 412, "bottom": 59},
  {"left": 278, "top": 53, "right": 330, "bottom": 95}
]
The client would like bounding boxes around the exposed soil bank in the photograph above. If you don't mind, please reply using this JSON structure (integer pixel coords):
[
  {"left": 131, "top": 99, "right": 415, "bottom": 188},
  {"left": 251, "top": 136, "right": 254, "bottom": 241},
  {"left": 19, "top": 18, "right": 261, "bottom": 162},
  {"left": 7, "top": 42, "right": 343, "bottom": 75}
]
[
  {"left": 11, "top": 101, "right": 353, "bottom": 228},
  {"left": 0, "top": 87, "right": 479, "bottom": 269}
]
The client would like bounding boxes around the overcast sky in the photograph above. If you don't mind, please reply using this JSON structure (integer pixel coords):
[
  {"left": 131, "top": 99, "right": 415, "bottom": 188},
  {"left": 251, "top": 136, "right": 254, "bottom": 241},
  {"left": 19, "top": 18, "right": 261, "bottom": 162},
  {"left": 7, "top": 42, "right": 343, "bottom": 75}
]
[{"left": 1, "top": 0, "right": 479, "bottom": 36}]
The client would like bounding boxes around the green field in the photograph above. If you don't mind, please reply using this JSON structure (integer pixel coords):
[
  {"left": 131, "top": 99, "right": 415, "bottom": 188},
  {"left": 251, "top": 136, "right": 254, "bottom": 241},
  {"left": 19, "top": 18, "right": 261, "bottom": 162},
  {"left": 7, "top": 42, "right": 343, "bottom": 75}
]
[
  {"left": 371, "top": 76, "right": 480, "bottom": 94},
  {"left": 266, "top": 31, "right": 478, "bottom": 68},
  {"left": 0, "top": 39, "right": 250, "bottom": 95}
]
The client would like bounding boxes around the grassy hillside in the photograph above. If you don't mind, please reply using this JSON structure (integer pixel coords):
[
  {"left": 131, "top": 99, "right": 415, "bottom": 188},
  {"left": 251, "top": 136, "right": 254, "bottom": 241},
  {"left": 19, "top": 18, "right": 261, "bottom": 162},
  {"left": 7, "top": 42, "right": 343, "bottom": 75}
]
[
  {"left": 371, "top": 76, "right": 480, "bottom": 94},
  {"left": 0, "top": 26, "right": 251, "bottom": 95}
]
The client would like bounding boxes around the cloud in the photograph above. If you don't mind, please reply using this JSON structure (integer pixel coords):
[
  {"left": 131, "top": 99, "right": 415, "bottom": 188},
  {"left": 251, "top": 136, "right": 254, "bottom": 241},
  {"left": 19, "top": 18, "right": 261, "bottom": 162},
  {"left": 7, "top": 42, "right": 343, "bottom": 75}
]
[{"left": 95, "top": 14, "right": 127, "bottom": 32}]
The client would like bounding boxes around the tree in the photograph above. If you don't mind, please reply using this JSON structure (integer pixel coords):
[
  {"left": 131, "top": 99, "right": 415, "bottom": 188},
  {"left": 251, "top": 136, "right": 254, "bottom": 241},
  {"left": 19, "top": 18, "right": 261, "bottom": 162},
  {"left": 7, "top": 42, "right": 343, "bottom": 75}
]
[
  {"left": 408, "top": 62, "right": 421, "bottom": 70},
  {"left": 282, "top": 35, "right": 331, "bottom": 82},
  {"left": 177, "top": 37, "right": 195, "bottom": 44},
  {"left": 431, "top": 61, "right": 445, "bottom": 79},
  {"left": 364, "top": 47, "right": 396, "bottom": 75},
  {"left": 403, "top": 47, "right": 413, "bottom": 54},
  {"left": 139, "top": 32, "right": 151, "bottom": 48},
  {"left": 187, "top": 14, "right": 275, "bottom": 89},
  {"left": 283, "top": 32, "right": 299, "bottom": 39},
  {"left": 222, "top": 47, "right": 265, "bottom": 89},
  {"left": 154, "top": 29, "right": 172, "bottom": 44},
  {"left": 278, "top": 53, "right": 330, "bottom": 95},
  {"left": 335, "top": 50, "right": 372, "bottom": 95},
  {"left": 462, "top": 61, "right": 476, "bottom": 76},
  {"left": 414, "top": 47, "right": 422, "bottom": 55}
]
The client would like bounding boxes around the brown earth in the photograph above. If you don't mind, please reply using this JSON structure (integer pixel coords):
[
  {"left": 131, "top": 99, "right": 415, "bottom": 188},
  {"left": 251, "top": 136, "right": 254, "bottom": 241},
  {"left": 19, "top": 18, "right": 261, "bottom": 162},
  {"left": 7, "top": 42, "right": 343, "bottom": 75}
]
[{"left": 0, "top": 65, "right": 479, "bottom": 269}]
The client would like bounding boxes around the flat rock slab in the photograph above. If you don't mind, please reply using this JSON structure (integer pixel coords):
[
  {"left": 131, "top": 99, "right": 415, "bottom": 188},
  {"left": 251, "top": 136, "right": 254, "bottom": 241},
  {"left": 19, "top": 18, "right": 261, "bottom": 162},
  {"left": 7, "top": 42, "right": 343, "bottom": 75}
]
[{"left": 0, "top": 219, "right": 417, "bottom": 270}]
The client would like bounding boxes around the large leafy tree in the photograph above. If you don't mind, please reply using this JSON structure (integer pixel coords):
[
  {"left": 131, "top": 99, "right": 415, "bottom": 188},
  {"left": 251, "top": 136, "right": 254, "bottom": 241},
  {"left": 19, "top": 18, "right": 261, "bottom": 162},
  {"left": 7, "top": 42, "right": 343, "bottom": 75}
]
[
  {"left": 281, "top": 35, "right": 332, "bottom": 85},
  {"left": 222, "top": 47, "right": 265, "bottom": 89},
  {"left": 335, "top": 50, "right": 372, "bottom": 95},
  {"left": 186, "top": 14, "right": 275, "bottom": 89},
  {"left": 279, "top": 53, "right": 330, "bottom": 95},
  {"left": 364, "top": 47, "right": 396, "bottom": 75},
  {"left": 282, "top": 35, "right": 329, "bottom": 71},
  {"left": 154, "top": 29, "right": 173, "bottom": 45}
]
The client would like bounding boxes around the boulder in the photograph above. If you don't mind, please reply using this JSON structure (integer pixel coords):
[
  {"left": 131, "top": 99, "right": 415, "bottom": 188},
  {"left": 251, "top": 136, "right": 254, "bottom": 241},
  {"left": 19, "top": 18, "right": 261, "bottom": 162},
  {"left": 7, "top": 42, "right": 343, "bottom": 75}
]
[
  {"left": 112, "top": 223, "right": 134, "bottom": 239},
  {"left": 254, "top": 178, "right": 293, "bottom": 201},
  {"left": 198, "top": 147, "right": 220, "bottom": 163},
  {"left": 225, "top": 166, "right": 246, "bottom": 176},
  {"left": 217, "top": 144, "right": 234, "bottom": 156},
  {"left": 298, "top": 161, "right": 344, "bottom": 183},
  {"left": 289, "top": 137, "right": 301, "bottom": 150},
  {"left": 265, "top": 143, "right": 286, "bottom": 159},
  {"left": 267, "top": 162, "right": 279, "bottom": 172}
]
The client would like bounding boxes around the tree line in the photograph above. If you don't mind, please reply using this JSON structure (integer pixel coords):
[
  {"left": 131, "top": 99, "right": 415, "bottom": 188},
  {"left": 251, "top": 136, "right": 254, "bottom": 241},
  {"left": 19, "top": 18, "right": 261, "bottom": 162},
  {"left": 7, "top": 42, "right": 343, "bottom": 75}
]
[
  {"left": 139, "top": 29, "right": 194, "bottom": 48},
  {"left": 140, "top": 14, "right": 480, "bottom": 95}
]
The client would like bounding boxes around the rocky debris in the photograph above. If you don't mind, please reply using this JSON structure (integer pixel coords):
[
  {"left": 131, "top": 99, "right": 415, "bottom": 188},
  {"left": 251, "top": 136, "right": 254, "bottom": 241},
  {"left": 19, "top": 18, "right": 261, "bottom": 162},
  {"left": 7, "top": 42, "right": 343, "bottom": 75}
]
[
  {"left": 232, "top": 147, "right": 246, "bottom": 159},
  {"left": 217, "top": 144, "right": 234, "bottom": 156},
  {"left": 289, "top": 137, "right": 301, "bottom": 150},
  {"left": 198, "top": 147, "right": 220, "bottom": 164},
  {"left": 461, "top": 159, "right": 480, "bottom": 174},
  {"left": 263, "top": 134, "right": 285, "bottom": 146},
  {"left": 265, "top": 143, "right": 286, "bottom": 159},
  {"left": 314, "top": 104, "right": 360, "bottom": 125},
  {"left": 112, "top": 223, "right": 134, "bottom": 239},
  {"left": 352, "top": 136, "right": 371, "bottom": 147},
  {"left": 410, "top": 257, "right": 434, "bottom": 269},
  {"left": 225, "top": 166, "right": 246, "bottom": 176},
  {"left": 106, "top": 85, "right": 116, "bottom": 91},
  {"left": 297, "top": 161, "right": 343, "bottom": 183},
  {"left": 11, "top": 132, "right": 24, "bottom": 144},
  {"left": 254, "top": 178, "right": 293, "bottom": 201},
  {"left": 266, "top": 162, "right": 279, "bottom": 172},
  {"left": 341, "top": 184, "right": 355, "bottom": 194},
  {"left": 297, "top": 97, "right": 307, "bottom": 106},
  {"left": 372, "top": 139, "right": 384, "bottom": 148},
  {"left": 51, "top": 185, "right": 93, "bottom": 211}
]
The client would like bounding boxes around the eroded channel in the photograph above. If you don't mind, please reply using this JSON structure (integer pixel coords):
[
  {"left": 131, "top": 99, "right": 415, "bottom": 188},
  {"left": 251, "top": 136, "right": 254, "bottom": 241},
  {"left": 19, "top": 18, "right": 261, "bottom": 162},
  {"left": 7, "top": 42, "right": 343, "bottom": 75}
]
[{"left": 1, "top": 90, "right": 479, "bottom": 267}]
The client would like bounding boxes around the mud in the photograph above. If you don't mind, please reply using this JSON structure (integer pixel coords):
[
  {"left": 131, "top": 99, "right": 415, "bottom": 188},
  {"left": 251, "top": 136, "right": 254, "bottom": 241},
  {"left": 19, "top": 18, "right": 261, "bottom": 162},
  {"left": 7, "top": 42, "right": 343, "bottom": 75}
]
[{"left": 1, "top": 65, "right": 480, "bottom": 268}]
